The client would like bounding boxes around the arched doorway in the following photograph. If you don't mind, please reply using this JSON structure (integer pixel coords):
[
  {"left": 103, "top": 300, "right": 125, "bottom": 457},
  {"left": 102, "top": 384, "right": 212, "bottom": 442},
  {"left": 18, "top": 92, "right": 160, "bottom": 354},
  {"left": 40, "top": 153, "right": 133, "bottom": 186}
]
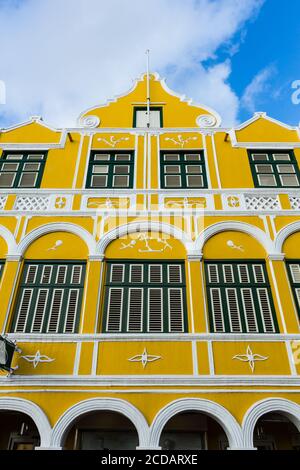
[
  {"left": 159, "top": 411, "right": 229, "bottom": 450},
  {"left": 63, "top": 410, "right": 139, "bottom": 450},
  {"left": 0, "top": 410, "right": 40, "bottom": 450},
  {"left": 254, "top": 412, "right": 300, "bottom": 450}
]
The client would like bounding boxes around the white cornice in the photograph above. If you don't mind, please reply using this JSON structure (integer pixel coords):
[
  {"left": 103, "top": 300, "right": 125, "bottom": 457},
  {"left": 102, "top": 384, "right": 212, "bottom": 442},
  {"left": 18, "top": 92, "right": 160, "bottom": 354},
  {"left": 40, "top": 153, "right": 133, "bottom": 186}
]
[
  {"left": 7, "top": 332, "right": 300, "bottom": 342},
  {"left": 2, "top": 375, "right": 300, "bottom": 387},
  {"left": 0, "top": 130, "right": 69, "bottom": 150}
]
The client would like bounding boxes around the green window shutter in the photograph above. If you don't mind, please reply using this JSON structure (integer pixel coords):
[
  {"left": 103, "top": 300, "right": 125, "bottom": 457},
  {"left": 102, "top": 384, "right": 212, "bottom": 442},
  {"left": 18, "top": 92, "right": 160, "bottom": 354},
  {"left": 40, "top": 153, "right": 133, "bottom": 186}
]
[
  {"left": 106, "top": 288, "right": 123, "bottom": 332},
  {"left": 160, "top": 150, "right": 208, "bottom": 189},
  {"left": 256, "top": 288, "right": 275, "bottom": 332},
  {"left": 47, "top": 289, "right": 64, "bottom": 333},
  {"left": 240, "top": 288, "right": 258, "bottom": 332},
  {"left": 64, "top": 289, "right": 80, "bottom": 333},
  {"left": 205, "top": 261, "right": 278, "bottom": 333},
  {"left": 226, "top": 288, "right": 242, "bottom": 332},
  {"left": 31, "top": 289, "right": 49, "bottom": 332},
  {"left": 15, "top": 289, "right": 33, "bottom": 332},
  {"left": 148, "top": 288, "right": 163, "bottom": 332},
  {"left": 286, "top": 261, "right": 300, "bottom": 320},
  {"left": 103, "top": 261, "right": 187, "bottom": 333},
  {"left": 248, "top": 150, "right": 300, "bottom": 188},
  {"left": 0, "top": 151, "right": 47, "bottom": 188},
  {"left": 86, "top": 151, "right": 134, "bottom": 189},
  {"left": 127, "top": 288, "right": 143, "bottom": 332},
  {"left": 11, "top": 262, "right": 86, "bottom": 334},
  {"left": 209, "top": 288, "right": 225, "bottom": 332},
  {"left": 168, "top": 288, "right": 184, "bottom": 332}
]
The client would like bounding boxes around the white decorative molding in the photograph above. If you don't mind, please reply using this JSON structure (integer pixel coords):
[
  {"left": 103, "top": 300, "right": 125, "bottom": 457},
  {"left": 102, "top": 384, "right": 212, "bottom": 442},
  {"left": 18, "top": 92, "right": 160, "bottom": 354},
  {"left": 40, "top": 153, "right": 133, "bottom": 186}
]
[
  {"left": 13, "top": 194, "right": 73, "bottom": 212},
  {"left": 0, "top": 397, "right": 52, "bottom": 447},
  {"left": 244, "top": 195, "right": 280, "bottom": 211},
  {"left": 3, "top": 375, "right": 300, "bottom": 387},
  {"left": 46, "top": 240, "right": 63, "bottom": 252},
  {"left": 0, "top": 196, "right": 7, "bottom": 210},
  {"left": 0, "top": 225, "right": 17, "bottom": 255},
  {"left": 15, "top": 195, "right": 50, "bottom": 212},
  {"left": 227, "top": 240, "right": 244, "bottom": 252},
  {"left": 16, "top": 222, "right": 96, "bottom": 256},
  {"left": 21, "top": 350, "right": 55, "bottom": 369},
  {"left": 233, "top": 346, "right": 268, "bottom": 373},
  {"left": 289, "top": 196, "right": 300, "bottom": 210},
  {"left": 149, "top": 398, "right": 243, "bottom": 449},
  {"left": 195, "top": 221, "right": 275, "bottom": 254},
  {"left": 128, "top": 348, "right": 162, "bottom": 369},
  {"left": 78, "top": 115, "right": 100, "bottom": 128},
  {"left": 96, "top": 136, "right": 129, "bottom": 147},
  {"left": 96, "top": 220, "right": 192, "bottom": 255},
  {"left": 268, "top": 253, "right": 285, "bottom": 261},
  {"left": 242, "top": 398, "right": 300, "bottom": 448},
  {"left": 275, "top": 221, "right": 300, "bottom": 253},
  {"left": 196, "top": 114, "right": 218, "bottom": 128},
  {"left": 77, "top": 72, "right": 221, "bottom": 128},
  {"left": 50, "top": 398, "right": 149, "bottom": 448},
  {"left": 8, "top": 332, "right": 300, "bottom": 343},
  {"left": 164, "top": 135, "right": 197, "bottom": 148},
  {"left": 120, "top": 233, "right": 172, "bottom": 253}
]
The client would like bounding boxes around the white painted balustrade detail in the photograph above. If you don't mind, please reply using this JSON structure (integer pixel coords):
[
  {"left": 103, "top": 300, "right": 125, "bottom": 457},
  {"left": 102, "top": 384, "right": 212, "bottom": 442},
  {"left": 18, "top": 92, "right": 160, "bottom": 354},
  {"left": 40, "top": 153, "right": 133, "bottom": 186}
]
[
  {"left": 289, "top": 196, "right": 300, "bottom": 210},
  {"left": 0, "top": 196, "right": 7, "bottom": 210},
  {"left": 13, "top": 195, "right": 72, "bottom": 212},
  {"left": 222, "top": 194, "right": 281, "bottom": 211}
]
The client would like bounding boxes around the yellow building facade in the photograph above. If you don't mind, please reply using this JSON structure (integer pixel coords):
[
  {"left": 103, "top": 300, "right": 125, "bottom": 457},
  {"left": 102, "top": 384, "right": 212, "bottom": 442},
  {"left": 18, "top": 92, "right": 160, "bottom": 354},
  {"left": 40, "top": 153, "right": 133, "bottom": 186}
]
[{"left": 0, "top": 73, "right": 300, "bottom": 450}]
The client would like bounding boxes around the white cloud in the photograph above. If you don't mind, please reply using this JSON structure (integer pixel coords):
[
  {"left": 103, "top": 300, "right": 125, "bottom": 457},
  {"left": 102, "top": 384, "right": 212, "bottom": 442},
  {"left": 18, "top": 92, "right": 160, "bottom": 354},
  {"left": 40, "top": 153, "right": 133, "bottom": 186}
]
[
  {"left": 0, "top": 0, "right": 264, "bottom": 127},
  {"left": 241, "top": 65, "right": 276, "bottom": 113}
]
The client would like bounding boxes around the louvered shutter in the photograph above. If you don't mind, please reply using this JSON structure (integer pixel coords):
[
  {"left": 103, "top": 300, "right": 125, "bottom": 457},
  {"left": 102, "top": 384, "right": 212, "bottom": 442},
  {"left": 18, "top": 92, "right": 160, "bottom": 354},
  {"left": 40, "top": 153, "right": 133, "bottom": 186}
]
[
  {"left": 31, "top": 289, "right": 49, "bottom": 332},
  {"left": 15, "top": 289, "right": 33, "bottom": 332},
  {"left": 149, "top": 265, "right": 162, "bottom": 283},
  {"left": 210, "top": 288, "right": 224, "bottom": 332},
  {"left": 168, "top": 288, "right": 184, "bottom": 331},
  {"left": 206, "top": 261, "right": 277, "bottom": 333},
  {"left": 223, "top": 265, "right": 234, "bottom": 283},
  {"left": 106, "top": 288, "right": 123, "bottom": 332},
  {"left": 241, "top": 288, "right": 258, "bottom": 332},
  {"left": 64, "top": 289, "right": 79, "bottom": 332},
  {"left": 253, "top": 265, "right": 265, "bottom": 283},
  {"left": 25, "top": 265, "right": 38, "bottom": 283},
  {"left": 168, "top": 265, "right": 182, "bottom": 283},
  {"left": 71, "top": 265, "right": 83, "bottom": 284},
  {"left": 56, "top": 265, "right": 67, "bottom": 284},
  {"left": 148, "top": 288, "right": 163, "bottom": 331},
  {"left": 226, "top": 288, "right": 242, "bottom": 332},
  {"left": 129, "top": 265, "right": 143, "bottom": 283},
  {"left": 207, "top": 264, "right": 219, "bottom": 283},
  {"left": 41, "top": 265, "right": 52, "bottom": 284},
  {"left": 110, "top": 264, "right": 124, "bottom": 283},
  {"left": 290, "top": 264, "right": 300, "bottom": 283},
  {"left": 47, "top": 289, "right": 64, "bottom": 332},
  {"left": 127, "top": 288, "right": 143, "bottom": 331},
  {"left": 238, "top": 265, "right": 250, "bottom": 283},
  {"left": 257, "top": 288, "right": 275, "bottom": 332}
]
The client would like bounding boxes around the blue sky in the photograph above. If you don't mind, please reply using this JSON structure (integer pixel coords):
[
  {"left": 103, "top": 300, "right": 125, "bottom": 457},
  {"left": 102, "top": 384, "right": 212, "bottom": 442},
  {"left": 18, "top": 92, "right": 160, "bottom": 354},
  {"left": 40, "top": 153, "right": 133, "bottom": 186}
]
[
  {"left": 229, "top": 0, "right": 300, "bottom": 125},
  {"left": 0, "top": 0, "right": 299, "bottom": 128}
]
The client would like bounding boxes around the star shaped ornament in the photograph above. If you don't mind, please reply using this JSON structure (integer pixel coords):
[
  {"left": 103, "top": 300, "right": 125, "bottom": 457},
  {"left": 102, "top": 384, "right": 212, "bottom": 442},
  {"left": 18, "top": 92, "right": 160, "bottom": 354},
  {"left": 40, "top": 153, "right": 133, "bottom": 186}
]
[
  {"left": 128, "top": 348, "right": 161, "bottom": 369},
  {"left": 21, "top": 350, "right": 55, "bottom": 369},
  {"left": 233, "top": 345, "right": 268, "bottom": 373}
]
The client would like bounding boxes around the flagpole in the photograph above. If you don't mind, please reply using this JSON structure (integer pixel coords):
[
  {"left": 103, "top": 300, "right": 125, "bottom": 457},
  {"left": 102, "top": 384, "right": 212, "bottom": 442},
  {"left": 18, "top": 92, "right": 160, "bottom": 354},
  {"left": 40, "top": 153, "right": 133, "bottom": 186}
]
[{"left": 146, "top": 49, "right": 150, "bottom": 128}]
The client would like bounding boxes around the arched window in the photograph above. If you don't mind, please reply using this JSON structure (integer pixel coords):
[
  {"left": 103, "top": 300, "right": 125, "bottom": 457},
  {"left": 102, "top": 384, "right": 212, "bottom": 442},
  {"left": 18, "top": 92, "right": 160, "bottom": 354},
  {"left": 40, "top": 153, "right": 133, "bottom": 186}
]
[
  {"left": 203, "top": 230, "right": 279, "bottom": 334},
  {"left": 10, "top": 231, "right": 88, "bottom": 334},
  {"left": 101, "top": 231, "right": 188, "bottom": 333}
]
